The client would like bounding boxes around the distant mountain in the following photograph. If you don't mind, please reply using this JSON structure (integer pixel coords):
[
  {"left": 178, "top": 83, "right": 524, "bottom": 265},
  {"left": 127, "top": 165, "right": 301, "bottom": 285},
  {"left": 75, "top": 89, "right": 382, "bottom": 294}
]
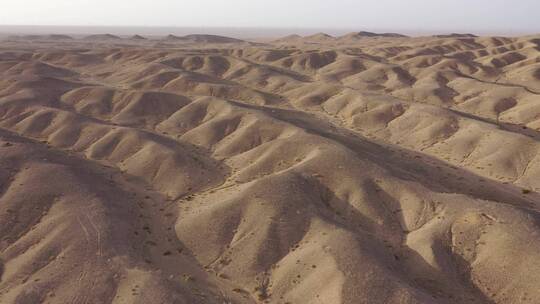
[
  {"left": 47, "top": 34, "right": 73, "bottom": 40},
  {"left": 162, "top": 34, "right": 245, "bottom": 43},
  {"left": 341, "top": 31, "right": 409, "bottom": 39},
  {"left": 130, "top": 35, "right": 147, "bottom": 40},
  {"left": 83, "top": 34, "right": 121, "bottom": 40},
  {"left": 6, "top": 34, "right": 74, "bottom": 41},
  {"left": 164, "top": 34, "right": 189, "bottom": 41},
  {"left": 434, "top": 33, "right": 478, "bottom": 38},
  {"left": 7, "top": 35, "right": 41, "bottom": 41},
  {"left": 182, "top": 34, "right": 245, "bottom": 43},
  {"left": 273, "top": 34, "right": 303, "bottom": 43},
  {"left": 304, "top": 32, "right": 335, "bottom": 41}
]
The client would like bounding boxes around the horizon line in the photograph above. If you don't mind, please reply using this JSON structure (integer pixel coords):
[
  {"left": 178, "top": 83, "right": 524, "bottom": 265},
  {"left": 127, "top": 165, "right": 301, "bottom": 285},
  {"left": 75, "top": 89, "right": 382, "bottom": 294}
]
[{"left": 0, "top": 24, "right": 538, "bottom": 38}]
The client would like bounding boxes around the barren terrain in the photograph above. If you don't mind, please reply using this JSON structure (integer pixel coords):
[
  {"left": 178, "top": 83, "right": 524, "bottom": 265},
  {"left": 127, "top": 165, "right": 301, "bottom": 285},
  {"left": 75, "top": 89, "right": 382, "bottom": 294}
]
[{"left": 1, "top": 32, "right": 540, "bottom": 304}]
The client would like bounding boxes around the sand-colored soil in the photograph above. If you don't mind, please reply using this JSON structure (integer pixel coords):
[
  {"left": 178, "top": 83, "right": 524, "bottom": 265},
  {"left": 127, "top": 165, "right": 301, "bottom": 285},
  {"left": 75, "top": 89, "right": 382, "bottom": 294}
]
[{"left": 0, "top": 32, "right": 540, "bottom": 304}]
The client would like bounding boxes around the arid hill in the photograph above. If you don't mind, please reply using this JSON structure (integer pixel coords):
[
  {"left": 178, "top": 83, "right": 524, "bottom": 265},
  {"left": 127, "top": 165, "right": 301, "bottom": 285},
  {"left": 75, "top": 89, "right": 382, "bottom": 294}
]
[
  {"left": 164, "top": 34, "right": 245, "bottom": 44},
  {"left": 84, "top": 33, "right": 122, "bottom": 40},
  {"left": 7, "top": 34, "right": 74, "bottom": 41},
  {"left": 434, "top": 33, "right": 479, "bottom": 38},
  {"left": 304, "top": 32, "right": 336, "bottom": 42},
  {"left": 0, "top": 33, "right": 540, "bottom": 304},
  {"left": 131, "top": 35, "right": 147, "bottom": 40},
  {"left": 341, "top": 31, "right": 409, "bottom": 39}
]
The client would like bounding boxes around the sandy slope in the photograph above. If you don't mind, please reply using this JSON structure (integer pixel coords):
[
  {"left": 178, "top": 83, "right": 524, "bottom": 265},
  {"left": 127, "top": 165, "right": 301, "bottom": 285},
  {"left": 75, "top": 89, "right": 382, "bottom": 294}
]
[{"left": 0, "top": 33, "right": 540, "bottom": 304}]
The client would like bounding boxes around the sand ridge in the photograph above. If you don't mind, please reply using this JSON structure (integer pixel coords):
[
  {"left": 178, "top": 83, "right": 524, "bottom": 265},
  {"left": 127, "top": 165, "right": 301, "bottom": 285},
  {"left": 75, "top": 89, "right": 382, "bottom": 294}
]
[{"left": 0, "top": 33, "right": 539, "bottom": 304}]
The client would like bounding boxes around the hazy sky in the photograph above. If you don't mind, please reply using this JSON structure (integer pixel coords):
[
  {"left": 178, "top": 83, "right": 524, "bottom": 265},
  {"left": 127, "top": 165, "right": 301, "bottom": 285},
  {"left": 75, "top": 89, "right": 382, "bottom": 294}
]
[{"left": 1, "top": 0, "right": 539, "bottom": 34}]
